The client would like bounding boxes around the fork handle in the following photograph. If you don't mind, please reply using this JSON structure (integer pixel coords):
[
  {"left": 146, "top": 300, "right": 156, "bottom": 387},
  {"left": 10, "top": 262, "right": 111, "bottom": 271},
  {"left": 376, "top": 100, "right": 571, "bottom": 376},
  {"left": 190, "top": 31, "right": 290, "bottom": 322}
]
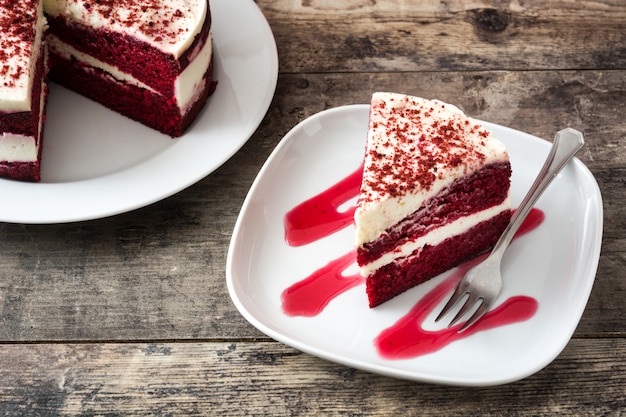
[{"left": 491, "top": 128, "right": 585, "bottom": 258}]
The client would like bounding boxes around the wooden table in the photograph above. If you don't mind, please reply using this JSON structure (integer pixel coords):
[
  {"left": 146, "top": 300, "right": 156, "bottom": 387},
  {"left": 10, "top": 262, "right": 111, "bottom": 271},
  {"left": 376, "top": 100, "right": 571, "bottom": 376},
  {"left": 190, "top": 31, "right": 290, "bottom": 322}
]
[{"left": 1, "top": 0, "right": 624, "bottom": 414}]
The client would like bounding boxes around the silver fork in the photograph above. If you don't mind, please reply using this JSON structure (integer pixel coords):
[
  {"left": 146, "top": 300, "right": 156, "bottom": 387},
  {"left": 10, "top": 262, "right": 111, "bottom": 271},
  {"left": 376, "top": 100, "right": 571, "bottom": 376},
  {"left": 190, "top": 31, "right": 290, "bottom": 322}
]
[{"left": 435, "top": 128, "right": 585, "bottom": 332}]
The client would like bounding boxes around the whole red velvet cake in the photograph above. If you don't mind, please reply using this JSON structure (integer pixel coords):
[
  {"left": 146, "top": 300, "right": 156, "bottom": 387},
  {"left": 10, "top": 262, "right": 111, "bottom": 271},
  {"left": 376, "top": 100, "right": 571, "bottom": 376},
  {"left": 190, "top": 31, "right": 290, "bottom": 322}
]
[
  {"left": 0, "top": 0, "right": 215, "bottom": 182},
  {"left": 355, "top": 92, "right": 512, "bottom": 308}
]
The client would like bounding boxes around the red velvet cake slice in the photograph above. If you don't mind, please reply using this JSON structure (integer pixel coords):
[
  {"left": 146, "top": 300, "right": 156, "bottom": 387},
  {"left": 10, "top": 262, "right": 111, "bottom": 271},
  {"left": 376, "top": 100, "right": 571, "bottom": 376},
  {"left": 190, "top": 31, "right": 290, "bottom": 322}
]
[
  {"left": 355, "top": 92, "right": 512, "bottom": 307},
  {"left": 44, "top": 0, "right": 215, "bottom": 137},
  {"left": 0, "top": 0, "right": 48, "bottom": 182}
]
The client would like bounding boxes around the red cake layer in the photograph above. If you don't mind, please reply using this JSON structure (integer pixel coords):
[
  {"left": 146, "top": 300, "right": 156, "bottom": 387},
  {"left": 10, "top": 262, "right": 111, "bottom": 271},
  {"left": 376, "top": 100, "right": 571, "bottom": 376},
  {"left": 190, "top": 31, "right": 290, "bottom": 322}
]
[
  {"left": 0, "top": 160, "right": 42, "bottom": 182},
  {"left": 366, "top": 209, "right": 511, "bottom": 307},
  {"left": 48, "top": 52, "right": 215, "bottom": 138},
  {"left": 357, "top": 162, "right": 512, "bottom": 266},
  {"left": 45, "top": 10, "right": 212, "bottom": 96},
  {"left": 0, "top": 40, "right": 48, "bottom": 182}
]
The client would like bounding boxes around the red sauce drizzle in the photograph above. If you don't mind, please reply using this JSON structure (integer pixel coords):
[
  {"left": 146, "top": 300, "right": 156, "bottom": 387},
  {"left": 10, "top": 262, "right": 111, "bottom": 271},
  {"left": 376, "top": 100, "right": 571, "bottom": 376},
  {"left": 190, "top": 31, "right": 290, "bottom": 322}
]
[
  {"left": 281, "top": 166, "right": 545, "bottom": 358},
  {"left": 281, "top": 250, "right": 364, "bottom": 317},
  {"left": 512, "top": 207, "right": 545, "bottom": 238},
  {"left": 284, "top": 165, "right": 363, "bottom": 247},
  {"left": 375, "top": 255, "right": 539, "bottom": 359}
]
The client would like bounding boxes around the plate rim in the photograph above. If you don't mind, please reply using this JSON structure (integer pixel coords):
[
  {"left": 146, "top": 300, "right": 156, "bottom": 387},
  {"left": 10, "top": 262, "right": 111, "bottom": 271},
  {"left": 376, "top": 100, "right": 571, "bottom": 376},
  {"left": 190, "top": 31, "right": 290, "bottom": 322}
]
[{"left": 226, "top": 104, "right": 604, "bottom": 386}]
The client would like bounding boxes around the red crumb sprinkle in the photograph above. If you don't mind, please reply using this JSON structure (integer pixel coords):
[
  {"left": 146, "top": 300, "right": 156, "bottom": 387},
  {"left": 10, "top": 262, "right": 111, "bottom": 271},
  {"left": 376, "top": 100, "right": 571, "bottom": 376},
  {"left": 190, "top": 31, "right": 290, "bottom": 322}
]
[
  {"left": 0, "top": 0, "right": 38, "bottom": 89},
  {"left": 73, "top": 0, "right": 197, "bottom": 42},
  {"left": 362, "top": 95, "right": 490, "bottom": 202}
]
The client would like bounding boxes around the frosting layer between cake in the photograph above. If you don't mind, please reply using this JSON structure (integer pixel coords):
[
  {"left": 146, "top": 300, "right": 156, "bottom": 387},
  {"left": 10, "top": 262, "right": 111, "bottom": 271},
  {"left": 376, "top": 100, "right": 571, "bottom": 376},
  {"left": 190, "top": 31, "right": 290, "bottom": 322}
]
[{"left": 360, "top": 200, "right": 510, "bottom": 276}]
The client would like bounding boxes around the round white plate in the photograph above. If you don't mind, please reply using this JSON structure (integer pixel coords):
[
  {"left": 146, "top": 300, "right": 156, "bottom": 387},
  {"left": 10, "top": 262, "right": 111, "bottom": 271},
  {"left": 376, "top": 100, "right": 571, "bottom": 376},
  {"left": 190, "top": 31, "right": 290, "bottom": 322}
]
[
  {"left": 226, "top": 104, "right": 603, "bottom": 386},
  {"left": 0, "top": 0, "right": 278, "bottom": 224}
]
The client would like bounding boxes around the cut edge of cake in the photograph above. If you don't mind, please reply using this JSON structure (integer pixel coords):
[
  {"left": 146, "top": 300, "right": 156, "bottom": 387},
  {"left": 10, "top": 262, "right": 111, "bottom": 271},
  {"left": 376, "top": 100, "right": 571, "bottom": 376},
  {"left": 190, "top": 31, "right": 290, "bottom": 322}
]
[
  {"left": 0, "top": 0, "right": 49, "bottom": 182},
  {"left": 44, "top": 0, "right": 216, "bottom": 138}
]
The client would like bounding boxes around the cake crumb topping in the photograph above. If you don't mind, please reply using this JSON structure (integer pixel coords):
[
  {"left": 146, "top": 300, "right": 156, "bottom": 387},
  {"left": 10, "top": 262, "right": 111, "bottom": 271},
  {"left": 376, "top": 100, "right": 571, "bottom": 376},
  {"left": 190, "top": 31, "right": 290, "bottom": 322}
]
[
  {"left": 69, "top": 0, "right": 193, "bottom": 43},
  {"left": 0, "top": 0, "right": 38, "bottom": 90},
  {"left": 44, "top": 0, "right": 207, "bottom": 56},
  {"left": 361, "top": 93, "right": 499, "bottom": 204}
]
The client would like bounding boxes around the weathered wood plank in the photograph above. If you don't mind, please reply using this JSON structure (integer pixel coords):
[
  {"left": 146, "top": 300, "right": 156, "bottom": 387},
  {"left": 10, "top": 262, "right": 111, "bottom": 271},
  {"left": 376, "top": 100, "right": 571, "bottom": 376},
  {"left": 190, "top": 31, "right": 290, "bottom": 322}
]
[
  {"left": 0, "top": 70, "right": 623, "bottom": 341},
  {"left": 0, "top": 339, "right": 623, "bottom": 415},
  {"left": 270, "top": 71, "right": 626, "bottom": 167},
  {"left": 258, "top": 0, "right": 626, "bottom": 72}
]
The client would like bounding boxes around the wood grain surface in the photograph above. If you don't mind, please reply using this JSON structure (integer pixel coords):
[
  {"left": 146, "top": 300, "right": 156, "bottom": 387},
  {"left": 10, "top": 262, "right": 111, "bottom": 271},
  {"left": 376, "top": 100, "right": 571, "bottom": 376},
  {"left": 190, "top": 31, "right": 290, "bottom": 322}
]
[
  {"left": 0, "top": 0, "right": 624, "bottom": 415},
  {"left": 0, "top": 340, "right": 624, "bottom": 415}
]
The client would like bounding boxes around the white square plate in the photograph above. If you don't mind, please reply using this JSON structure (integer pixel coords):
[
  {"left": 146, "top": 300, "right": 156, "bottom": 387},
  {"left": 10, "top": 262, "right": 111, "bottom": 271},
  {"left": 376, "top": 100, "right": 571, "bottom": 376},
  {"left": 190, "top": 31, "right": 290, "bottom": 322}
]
[{"left": 226, "top": 104, "right": 603, "bottom": 386}]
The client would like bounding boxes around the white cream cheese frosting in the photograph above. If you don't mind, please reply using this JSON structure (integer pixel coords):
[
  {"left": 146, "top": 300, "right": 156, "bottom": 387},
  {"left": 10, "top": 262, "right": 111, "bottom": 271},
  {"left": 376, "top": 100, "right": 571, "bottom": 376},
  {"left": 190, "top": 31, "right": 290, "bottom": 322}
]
[
  {"left": 0, "top": 0, "right": 46, "bottom": 113},
  {"left": 359, "top": 199, "right": 510, "bottom": 276},
  {"left": 355, "top": 92, "right": 510, "bottom": 247},
  {"left": 42, "top": 0, "right": 207, "bottom": 58},
  {"left": 0, "top": 133, "right": 39, "bottom": 162}
]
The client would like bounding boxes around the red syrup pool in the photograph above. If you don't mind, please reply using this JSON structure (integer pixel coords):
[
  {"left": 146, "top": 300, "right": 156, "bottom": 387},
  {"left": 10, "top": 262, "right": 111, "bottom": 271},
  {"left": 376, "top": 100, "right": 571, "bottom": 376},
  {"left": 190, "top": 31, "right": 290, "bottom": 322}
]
[
  {"left": 281, "top": 166, "right": 545, "bottom": 358},
  {"left": 375, "top": 256, "right": 539, "bottom": 359},
  {"left": 281, "top": 250, "right": 364, "bottom": 317},
  {"left": 284, "top": 165, "right": 363, "bottom": 246}
]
